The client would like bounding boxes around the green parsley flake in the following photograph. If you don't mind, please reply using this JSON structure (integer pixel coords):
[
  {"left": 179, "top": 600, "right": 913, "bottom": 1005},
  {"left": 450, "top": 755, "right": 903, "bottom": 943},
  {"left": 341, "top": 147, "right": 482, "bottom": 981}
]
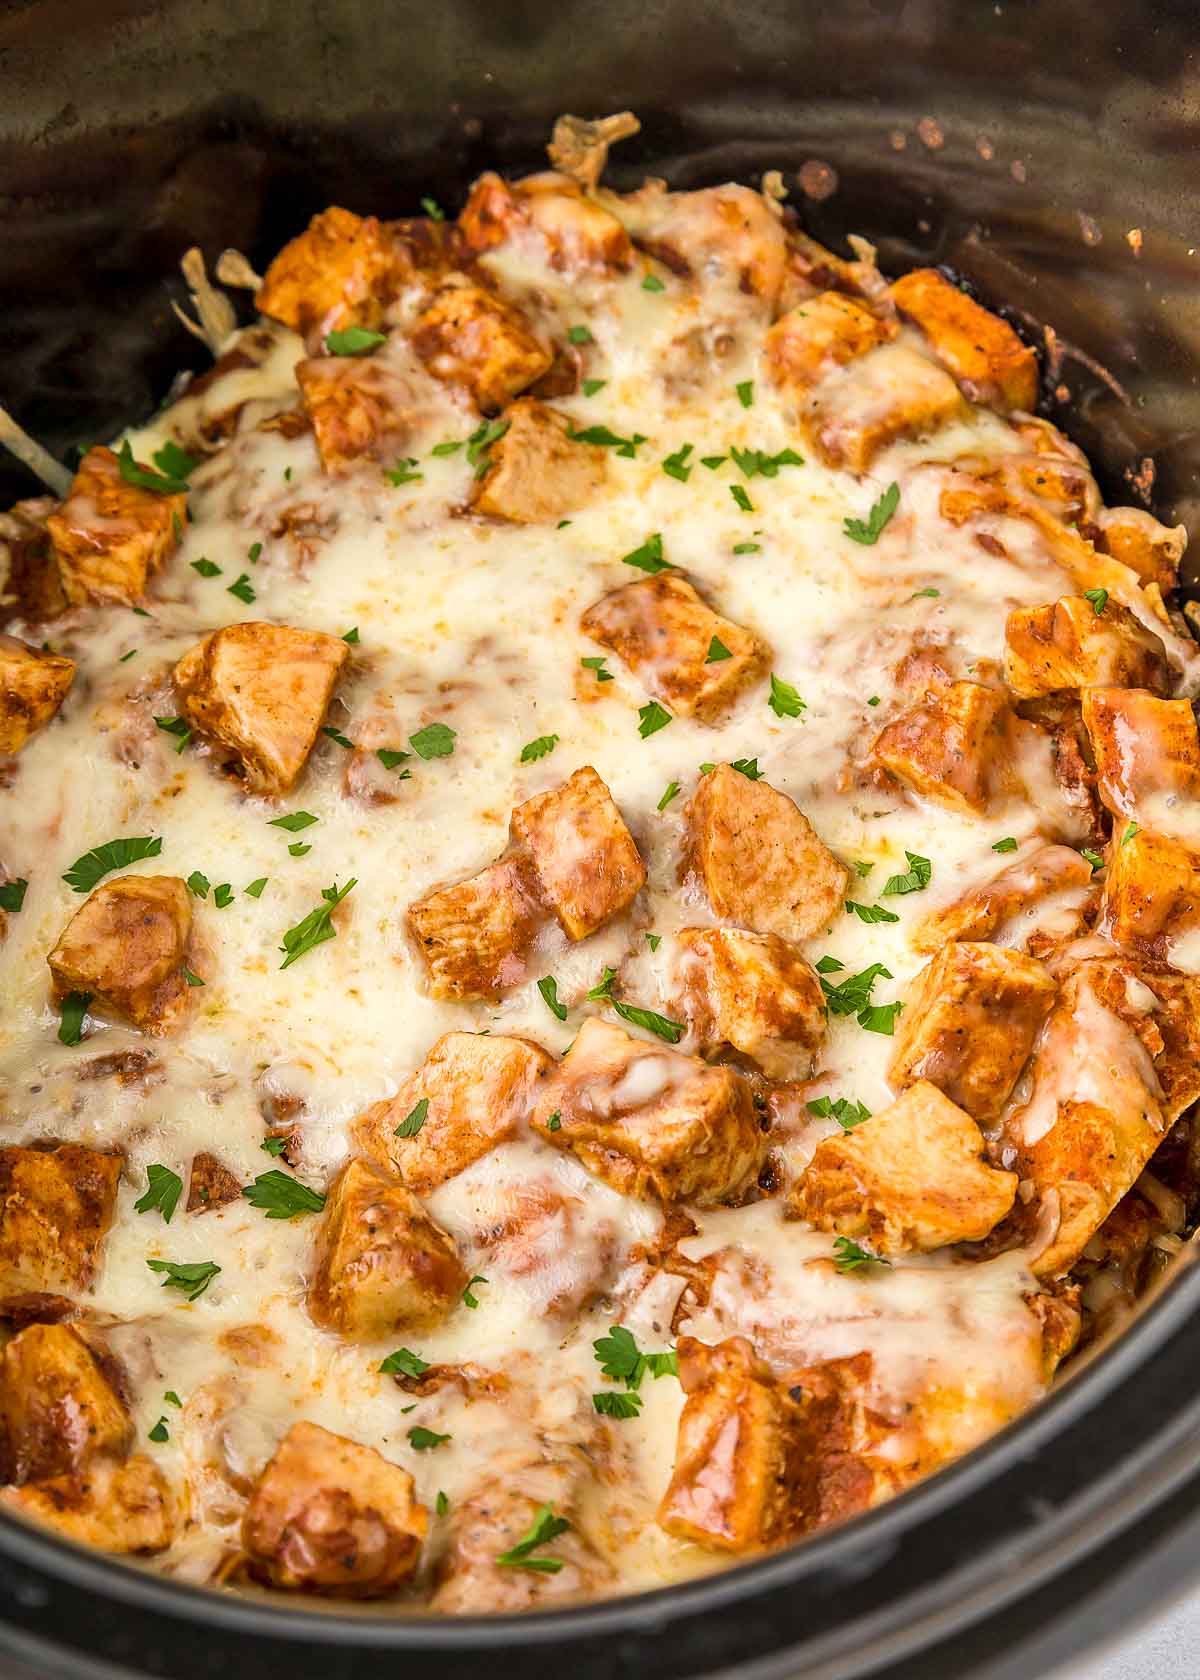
[
  {"left": 646, "top": 933, "right": 662, "bottom": 952},
  {"left": 908, "top": 587, "right": 941, "bottom": 601},
  {"left": 58, "top": 992, "right": 91, "bottom": 1045},
  {"left": 227, "top": 573, "right": 256, "bottom": 604},
  {"left": 146, "top": 1258, "right": 220, "bottom": 1301},
  {"left": 466, "top": 418, "right": 511, "bottom": 477},
  {"left": 538, "top": 977, "right": 568, "bottom": 1022},
  {"left": 63, "top": 836, "right": 162, "bottom": 894},
  {"left": 164, "top": 1391, "right": 183, "bottom": 1408},
  {"left": 134, "top": 1165, "right": 183, "bottom": 1224},
  {"left": 245, "top": 877, "right": 268, "bottom": 898},
  {"left": 496, "top": 1504, "right": 571, "bottom": 1573},
  {"left": 385, "top": 459, "right": 423, "bottom": 487},
  {"left": 148, "top": 1417, "right": 170, "bottom": 1444},
  {"left": 191, "top": 558, "right": 221, "bottom": 577},
  {"left": 288, "top": 843, "right": 311, "bottom": 858},
  {"left": 462, "top": 1275, "right": 487, "bottom": 1309},
  {"left": 730, "top": 484, "right": 754, "bottom": 512},
  {"left": 394, "top": 1098, "right": 429, "bottom": 1139},
  {"left": 322, "top": 727, "right": 354, "bottom": 750},
  {"left": 520, "top": 734, "right": 559, "bottom": 763},
  {"left": 431, "top": 440, "right": 463, "bottom": 457},
  {"left": 152, "top": 440, "right": 199, "bottom": 483},
  {"left": 637, "top": 701, "right": 673, "bottom": 738},
  {"left": 1081, "top": 848, "right": 1105, "bottom": 873},
  {"left": 186, "top": 871, "right": 210, "bottom": 899},
  {"left": 730, "top": 445, "right": 803, "bottom": 479},
  {"left": 376, "top": 748, "right": 412, "bottom": 771},
  {"left": 806, "top": 1095, "right": 872, "bottom": 1130},
  {"left": 1122, "top": 822, "right": 1140, "bottom": 846},
  {"left": 593, "top": 1390, "right": 643, "bottom": 1419},
  {"left": 705, "top": 636, "right": 732, "bottom": 663},
  {"left": 581, "top": 655, "right": 614, "bottom": 683},
  {"left": 269, "top": 811, "right": 318, "bottom": 832},
  {"left": 611, "top": 999, "right": 684, "bottom": 1043},
  {"left": 844, "top": 900, "right": 900, "bottom": 924},
  {"left": 247, "top": 542, "right": 263, "bottom": 564},
  {"left": 567, "top": 324, "right": 593, "bottom": 345},
  {"left": 567, "top": 424, "right": 646, "bottom": 458},
  {"left": 768, "top": 674, "right": 806, "bottom": 719},
  {"left": 212, "top": 884, "right": 234, "bottom": 908},
  {"left": 410, "top": 722, "right": 456, "bottom": 759},
  {"left": 408, "top": 1426, "right": 450, "bottom": 1451},
  {"left": 380, "top": 1347, "right": 429, "bottom": 1377},
  {"left": 662, "top": 444, "right": 694, "bottom": 483},
  {"left": 1084, "top": 588, "right": 1109, "bottom": 615},
  {"left": 621, "top": 532, "right": 672, "bottom": 573},
  {"left": 154, "top": 715, "right": 192, "bottom": 753},
  {"left": 547, "top": 1112, "right": 562, "bottom": 1132},
  {"left": 833, "top": 1236, "right": 891, "bottom": 1274},
  {"left": 581, "top": 378, "right": 606, "bottom": 397},
  {"left": 736, "top": 380, "right": 754, "bottom": 408},
  {"left": 261, "top": 1136, "right": 288, "bottom": 1156},
  {"left": 843, "top": 482, "right": 900, "bottom": 545},
  {"left": 641, "top": 272, "right": 666, "bottom": 293},
  {"left": 733, "top": 541, "right": 761, "bottom": 554},
  {"left": 325, "top": 326, "right": 387, "bottom": 356},
  {"left": 0, "top": 879, "right": 28, "bottom": 912},
  {"left": 881, "top": 851, "right": 932, "bottom": 896},
  {"left": 279, "top": 878, "right": 356, "bottom": 969},
  {"left": 992, "top": 837, "right": 1019, "bottom": 853},
  {"left": 436, "top": 1491, "right": 450, "bottom": 1516},
  {"left": 657, "top": 781, "right": 681, "bottom": 812},
  {"left": 242, "top": 1170, "right": 326, "bottom": 1219},
  {"left": 593, "top": 1325, "right": 678, "bottom": 1390},
  {"left": 701, "top": 455, "right": 727, "bottom": 470},
  {"left": 421, "top": 197, "right": 445, "bottom": 221},
  {"left": 342, "top": 627, "right": 360, "bottom": 643},
  {"left": 116, "top": 439, "right": 188, "bottom": 495}
]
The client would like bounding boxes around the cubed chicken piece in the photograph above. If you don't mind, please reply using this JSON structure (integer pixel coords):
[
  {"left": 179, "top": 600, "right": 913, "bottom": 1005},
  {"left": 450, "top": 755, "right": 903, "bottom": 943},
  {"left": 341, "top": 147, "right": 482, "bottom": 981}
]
[
  {"left": 186, "top": 1152, "right": 243, "bottom": 1214},
  {"left": 460, "top": 170, "right": 634, "bottom": 273},
  {"left": 682, "top": 763, "right": 849, "bottom": 942},
  {"left": 807, "top": 342, "right": 965, "bottom": 473},
  {"left": 1003, "top": 595, "right": 1168, "bottom": 699},
  {"left": 242, "top": 1420, "right": 426, "bottom": 1597},
  {"left": 888, "top": 942, "right": 1057, "bottom": 1123},
  {"left": 510, "top": 765, "right": 646, "bottom": 939},
  {"left": 580, "top": 573, "right": 769, "bottom": 724},
  {"left": 432, "top": 1450, "right": 613, "bottom": 1612},
  {"left": 0, "top": 634, "right": 75, "bottom": 753},
  {"left": 530, "top": 1016, "right": 762, "bottom": 1205},
  {"left": 873, "top": 680, "right": 1019, "bottom": 814},
  {"left": 1081, "top": 688, "right": 1200, "bottom": 826},
  {"left": 1, "top": 1323, "right": 130, "bottom": 1484},
  {"left": 1, "top": 1455, "right": 174, "bottom": 1554},
  {"left": 1099, "top": 827, "right": 1200, "bottom": 955},
  {"left": 0, "top": 1144, "right": 121, "bottom": 1304},
  {"left": 407, "top": 853, "right": 543, "bottom": 1001},
  {"left": 471, "top": 398, "right": 607, "bottom": 523},
  {"left": 174, "top": 621, "right": 349, "bottom": 796},
  {"left": 675, "top": 927, "right": 826, "bottom": 1080},
  {"left": 890, "top": 268, "right": 1038, "bottom": 413},
  {"left": 607, "top": 181, "right": 789, "bottom": 307},
  {"left": 296, "top": 354, "right": 419, "bottom": 474},
  {"left": 412, "top": 278, "right": 552, "bottom": 413},
  {"left": 256, "top": 207, "right": 401, "bottom": 343},
  {"left": 354, "top": 1031, "right": 552, "bottom": 1194},
  {"left": 46, "top": 446, "right": 186, "bottom": 607},
  {"left": 307, "top": 1157, "right": 467, "bottom": 1340},
  {"left": 658, "top": 1336, "right": 806, "bottom": 1552},
  {"left": 47, "top": 875, "right": 193, "bottom": 1036},
  {"left": 913, "top": 843, "right": 1093, "bottom": 953},
  {"left": 765, "top": 291, "right": 897, "bottom": 394},
  {"left": 791, "top": 1080, "right": 1018, "bottom": 1253},
  {"left": 1095, "top": 506, "right": 1187, "bottom": 594},
  {"left": 0, "top": 497, "right": 66, "bottom": 619}
]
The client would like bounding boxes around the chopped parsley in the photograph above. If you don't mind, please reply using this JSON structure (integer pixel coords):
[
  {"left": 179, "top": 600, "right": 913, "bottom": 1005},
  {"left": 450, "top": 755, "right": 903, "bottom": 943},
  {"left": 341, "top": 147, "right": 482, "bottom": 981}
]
[
  {"left": 992, "top": 837, "right": 1019, "bottom": 854},
  {"left": 908, "top": 587, "right": 941, "bottom": 601},
  {"left": 431, "top": 440, "right": 463, "bottom": 457},
  {"left": 164, "top": 1390, "right": 183, "bottom": 1408},
  {"left": 322, "top": 726, "right": 354, "bottom": 749},
  {"left": 0, "top": 879, "right": 28, "bottom": 912},
  {"left": 843, "top": 482, "right": 900, "bottom": 545},
  {"left": 621, "top": 532, "right": 672, "bottom": 573},
  {"left": 384, "top": 458, "right": 423, "bottom": 487},
  {"left": 247, "top": 542, "right": 262, "bottom": 564},
  {"left": 462, "top": 1275, "right": 487, "bottom": 1309},
  {"left": 833, "top": 1237, "right": 891, "bottom": 1274},
  {"left": 730, "top": 483, "right": 755, "bottom": 513},
  {"left": 581, "top": 378, "right": 606, "bottom": 397},
  {"left": 1081, "top": 847, "right": 1105, "bottom": 873},
  {"left": 187, "top": 871, "right": 210, "bottom": 900},
  {"left": 227, "top": 573, "right": 256, "bottom": 604},
  {"left": 1122, "top": 822, "right": 1140, "bottom": 846},
  {"left": 581, "top": 655, "right": 614, "bottom": 683},
  {"left": 191, "top": 557, "right": 221, "bottom": 578},
  {"left": 260, "top": 1136, "right": 288, "bottom": 1156},
  {"left": 377, "top": 748, "right": 412, "bottom": 771},
  {"left": 63, "top": 836, "right": 162, "bottom": 894},
  {"left": 269, "top": 811, "right": 318, "bottom": 832},
  {"left": 853, "top": 860, "right": 875, "bottom": 879},
  {"left": 587, "top": 968, "right": 617, "bottom": 1001},
  {"left": 154, "top": 715, "right": 192, "bottom": 753},
  {"left": 646, "top": 933, "right": 662, "bottom": 952},
  {"left": 815, "top": 955, "right": 845, "bottom": 973},
  {"left": 662, "top": 444, "right": 694, "bottom": 483},
  {"left": 858, "top": 1001, "right": 904, "bottom": 1035},
  {"left": 116, "top": 439, "right": 188, "bottom": 495},
  {"left": 380, "top": 1347, "right": 429, "bottom": 1377},
  {"left": 538, "top": 977, "right": 568, "bottom": 1022},
  {"left": 701, "top": 455, "right": 727, "bottom": 470},
  {"left": 768, "top": 674, "right": 806, "bottom": 719},
  {"left": 845, "top": 900, "right": 900, "bottom": 924},
  {"left": 807, "top": 1095, "right": 872, "bottom": 1130},
  {"left": 733, "top": 541, "right": 761, "bottom": 554},
  {"left": 134, "top": 1164, "right": 184, "bottom": 1223},
  {"left": 1084, "top": 588, "right": 1109, "bottom": 615},
  {"left": 637, "top": 701, "right": 673, "bottom": 738},
  {"left": 567, "top": 324, "right": 594, "bottom": 345},
  {"left": 436, "top": 1491, "right": 450, "bottom": 1516},
  {"left": 881, "top": 851, "right": 932, "bottom": 896},
  {"left": 242, "top": 1170, "right": 326, "bottom": 1219},
  {"left": 593, "top": 1325, "right": 678, "bottom": 1389},
  {"left": 736, "top": 380, "right": 754, "bottom": 408},
  {"left": 729, "top": 757, "right": 763, "bottom": 780},
  {"left": 152, "top": 440, "right": 199, "bottom": 483},
  {"left": 325, "top": 326, "right": 387, "bottom": 355},
  {"left": 520, "top": 734, "right": 559, "bottom": 763},
  {"left": 594, "top": 1390, "right": 643, "bottom": 1419},
  {"left": 118, "top": 649, "right": 138, "bottom": 662},
  {"left": 641, "top": 272, "right": 666, "bottom": 293},
  {"left": 342, "top": 627, "right": 360, "bottom": 644},
  {"left": 288, "top": 843, "right": 311, "bottom": 858},
  {"left": 496, "top": 1504, "right": 571, "bottom": 1573},
  {"left": 421, "top": 196, "right": 445, "bottom": 221},
  {"left": 730, "top": 445, "right": 803, "bottom": 479},
  {"left": 820, "top": 961, "right": 898, "bottom": 1029},
  {"left": 657, "top": 781, "right": 681, "bottom": 811},
  {"left": 408, "top": 1426, "right": 450, "bottom": 1451},
  {"left": 410, "top": 722, "right": 456, "bottom": 759},
  {"left": 394, "top": 1098, "right": 429, "bottom": 1139},
  {"left": 146, "top": 1257, "right": 220, "bottom": 1301},
  {"left": 547, "top": 1112, "right": 562, "bottom": 1132},
  {"left": 611, "top": 1000, "right": 684, "bottom": 1043},
  {"left": 212, "top": 883, "right": 234, "bottom": 908},
  {"left": 58, "top": 992, "right": 91, "bottom": 1045},
  {"left": 567, "top": 424, "right": 647, "bottom": 458},
  {"left": 148, "top": 1417, "right": 170, "bottom": 1444},
  {"left": 278, "top": 878, "right": 356, "bottom": 969},
  {"left": 705, "top": 636, "right": 732, "bottom": 663},
  {"left": 245, "top": 877, "right": 268, "bottom": 898}
]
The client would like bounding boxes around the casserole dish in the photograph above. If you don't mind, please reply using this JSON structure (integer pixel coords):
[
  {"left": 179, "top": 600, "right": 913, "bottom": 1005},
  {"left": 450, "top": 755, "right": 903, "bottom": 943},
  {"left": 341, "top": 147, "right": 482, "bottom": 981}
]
[{"left": 3, "top": 0, "right": 1200, "bottom": 1674}]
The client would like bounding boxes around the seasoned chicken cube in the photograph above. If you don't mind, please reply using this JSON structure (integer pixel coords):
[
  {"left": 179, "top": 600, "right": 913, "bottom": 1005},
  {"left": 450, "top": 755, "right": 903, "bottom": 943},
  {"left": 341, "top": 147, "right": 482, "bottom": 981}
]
[
  {"left": 460, "top": 170, "right": 633, "bottom": 274},
  {"left": 1099, "top": 827, "right": 1200, "bottom": 955},
  {"left": 1095, "top": 506, "right": 1187, "bottom": 594},
  {"left": 765, "top": 292, "right": 896, "bottom": 393},
  {"left": 186, "top": 1152, "right": 243, "bottom": 1214},
  {"left": 873, "top": 680, "right": 1019, "bottom": 814},
  {"left": 658, "top": 1336, "right": 806, "bottom": 1552},
  {"left": 242, "top": 1420, "right": 426, "bottom": 1597},
  {"left": 806, "top": 343, "right": 965, "bottom": 473},
  {"left": 510, "top": 765, "right": 646, "bottom": 940},
  {"left": 412, "top": 278, "right": 552, "bottom": 413},
  {"left": 1, "top": 1455, "right": 174, "bottom": 1554},
  {"left": 174, "top": 621, "right": 349, "bottom": 796},
  {"left": 605, "top": 181, "right": 789, "bottom": 307},
  {"left": 0, "top": 633, "right": 75, "bottom": 753},
  {"left": 0, "top": 497, "right": 66, "bottom": 619},
  {"left": 530, "top": 1016, "right": 762, "bottom": 1204},
  {"left": 46, "top": 446, "right": 186, "bottom": 607},
  {"left": 2, "top": 1323, "right": 130, "bottom": 1484},
  {"left": 307, "top": 1157, "right": 467, "bottom": 1339},
  {"left": 580, "top": 573, "right": 769, "bottom": 724},
  {"left": 791, "top": 1080, "right": 1018, "bottom": 1253},
  {"left": 47, "top": 875, "right": 194, "bottom": 1036},
  {"left": 472, "top": 398, "right": 607, "bottom": 523},
  {"left": 913, "top": 843, "right": 1093, "bottom": 953},
  {"left": 0, "top": 1144, "right": 121, "bottom": 1304},
  {"left": 1003, "top": 595, "right": 1168, "bottom": 699},
  {"left": 432, "top": 1450, "right": 612, "bottom": 1612},
  {"left": 890, "top": 268, "right": 1038, "bottom": 413},
  {"left": 256, "top": 207, "right": 401, "bottom": 343},
  {"left": 354, "top": 1031, "right": 552, "bottom": 1194},
  {"left": 682, "top": 764, "right": 849, "bottom": 942},
  {"left": 296, "top": 354, "right": 419, "bottom": 474},
  {"left": 1081, "top": 688, "right": 1200, "bottom": 826},
  {"left": 888, "top": 942, "right": 1057, "bottom": 1123},
  {"left": 408, "top": 853, "right": 543, "bottom": 1001},
  {"left": 675, "top": 927, "right": 826, "bottom": 1080}
]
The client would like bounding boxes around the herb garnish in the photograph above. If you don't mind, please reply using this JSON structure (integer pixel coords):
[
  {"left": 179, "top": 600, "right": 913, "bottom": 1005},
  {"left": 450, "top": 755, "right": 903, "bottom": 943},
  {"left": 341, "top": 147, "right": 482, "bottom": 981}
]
[
  {"left": 152, "top": 440, "right": 199, "bottom": 483},
  {"left": 212, "top": 884, "right": 234, "bottom": 908},
  {"left": 410, "top": 723, "right": 456, "bottom": 759},
  {"left": 186, "top": 871, "right": 210, "bottom": 899},
  {"left": 567, "top": 324, "right": 594, "bottom": 345},
  {"left": 581, "top": 378, "right": 606, "bottom": 397},
  {"left": 496, "top": 1504, "right": 571, "bottom": 1573},
  {"left": 462, "top": 1275, "right": 487, "bottom": 1309},
  {"left": 0, "top": 879, "right": 28, "bottom": 912},
  {"left": 538, "top": 977, "right": 568, "bottom": 1022},
  {"left": 637, "top": 701, "right": 673, "bottom": 738},
  {"left": 154, "top": 715, "right": 192, "bottom": 753},
  {"left": 833, "top": 1237, "right": 891, "bottom": 1274},
  {"left": 730, "top": 484, "right": 754, "bottom": 512},
  {"left": 227, "top": 573, "right": 256, "bottom": 604},
  {"left": 1080, "top": 848, "right": 1105, "bottom": 873},
  {"left": 380, "top": 1347, "right": 429, "bottom": 1378},
  {"left": 245, "top": 877, "right": 268, "bottom": 898},
  {"left": 134, "top": 1164, "right": 184, "bottom": 1223},
  {"left": 325, "top": 327, "right": 387, "bottom": 356},
  {"left": 408, "top": 1426, "right": 450, "bottom": 1451},
  {"left": 147, "top": 1258, "right": 220, "bottom": 1301},
  {"left": 593, "top": 1390, "right": 643, "bottom": 1419},
  {"left": 567, "top": 424, "right": 647, "bottom": 459},
  {"left": 269, "top": 811, "right": 318, "bottom": 833},
  {"left": 621, "top": 532, "right": 672, "bottom": 574},
  {"left": 148, "top": 1417, "right": 170, "bottom": 1443},
  {"left": 520, "top": 734, "right": 559, "bottom": 763},
  {"left": 662, "top": 444, "right": 694, "bottom": 483},
  {"left": 992, "top": 837, "right": 1019, "bottom": 854},
  {"left": 730, "top": 445, "right": 803, "bottom": 479},
  {"left": 279, "top": 878, "right": 356, "bottom": 969},
  {"left": 843, "top": 482, "right": 899, "bottom": 545},
  {"left": 394, "top": 1098, "right": 429, "bottom": 1138},
  {"left": 1122, "top": 822, "right": 1140, "bottom": 846},
  {"left": 768, "top": 674, "right": 806, "bottom": 719},
  {"left": 1084, "top": 588, "right": 1109, "bottom": 615},
  {"left": 384, "top": 458, "right": 423, "bottom": 487},
  {"left": 593, "top": 1325, "right": 678, "bottom": 1389},
  {"left": 845, "top": 900, "right": 900, "bottom": 924},
  {"left": 705, "top": 636, "right": 732, "bottom": 663},
  {"left": 191, "top": 557, "right": 221, "bottom": 577},
  {"left": 881, "top": 851, "right": 932, "bottom": 896},
  {"left": 641, "top": 272, "right": 666, "bottom": 293},
  {"left": 58, "top": 992, "right": 91, "bottom": 1045},
  {"left": 466, "top": 418, "right": 511, "bottom": 477},
  {"left": 581, "top": 655, "right": 614, "bottom": 683},
  {"left": 657, "top": 781, "right": 681, "bottom": 811},
  {"left": 736, "top": 380, "right": 754, "bottom": 408},
  {"left": 116, "top": 439, "right": 188, "bottom": 495},
  {"left": 807, "top": 1095, "right": 872, "bottom": 1130},
  {"left": 322, "top": 726, "right": 354, "bottom": 750},
  {"left": 242, "top": 1170, "right": 326, "bottom": 1218},
  {"left": 63, "top": 836, "right": 162, "bottom": 894}
]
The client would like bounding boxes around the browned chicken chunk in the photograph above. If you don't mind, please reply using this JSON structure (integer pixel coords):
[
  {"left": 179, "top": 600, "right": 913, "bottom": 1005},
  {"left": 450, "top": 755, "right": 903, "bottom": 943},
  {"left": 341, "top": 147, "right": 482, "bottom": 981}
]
[
  {"left": 296, "top": 354, "right": 420, "bottom": 474},
  {"left": 472, "top": 398, "right": 607, "bottom": 523},
  {"left": 675, "top": 927, "right": 826, "bottom": 1079},
  {"left": 47, "top": 875, "right": 194, "bottom": 1035},
  {"left": 407, "top": 855, "right": 543, "bottom": 1002},
  {"left": 412, "top": 278, "right": 552, "bottom": 412},
  {"left": 806, "top": 343, "right": 965, "bottom": 473},
  {"left": 1080, "top": 688, "right": 1200, "bottom": 826},
  {"left": 1094, "top": 506, "right": 1186, "bottom": 594},
  {"left": 46, "top": 446, "right": 186, "bottom": 607},
  {"left": 256, "top": 207, "right": 402, "bottom": 343},
  {"left": 1, "top": 1455, "right": 174, "bottom": 1554},
  {"left": 913, "top": 843, "right": 1094, "bottom": 953},
  {"left": 888, "top": 942, "right": 1057, "bottom": 1123},
  {"left": 765, "top": 292, "right": 896, "bottom": 394},
  {"left": 510, "top": 765, "right": 646, "bottom": 939},
  {"left": 0, "top": 1144, "right": 121, "bottom": 1305},
  {"left": 354, "top": 1031, "right": 552, "bottom": 1193},
  {"left": 242, "top": 1420, "right": 427, "bottom": 1597},
  {"left": 307, "top": 1157, "right": 468, "bottom": 1339},
  {"left": 1003, "top": 595, "right": 1168, "bottom": 699},
  {"left": 460, "top": 171, "right": 633, "bottom": 274},
  {"left": 174, "top": 621, "right": 349, "bottom": 796},
  {"left": 530, "top": 1016, "right": 762, "bottom": 1204},
  {"left": 791, "top": 1081, "right": 1018, "bottom": 1253},
  {"left": 0, "top": 496, "right": 66, "bottom": 619},
  {"left": 580, "top": 572, "right": 769, "bottom": 723},
  {"left": 682, "top": 764, "right": 848, "bottom": 942},
  {"left": 873, "top": 681, "right": 1020, "bottom": 814},
  {"left": 1099, "top": 826, "right": 1200, "bottom": 955},
  {"left": 890, "top": 268, "right": 1038, "bottom": 413},
  {"left": 1, "top": 1323, "right": 130, "bottom": 1484},
  {"left": 0, "top": 634, "right": 75, "bottom": 753}
]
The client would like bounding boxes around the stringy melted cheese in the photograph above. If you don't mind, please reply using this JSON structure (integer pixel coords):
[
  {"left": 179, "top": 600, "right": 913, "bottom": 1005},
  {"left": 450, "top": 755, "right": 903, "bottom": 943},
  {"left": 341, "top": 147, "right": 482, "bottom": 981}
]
[{"left": 0, "top": 203, "right": 1160, "bottom": 1605}]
